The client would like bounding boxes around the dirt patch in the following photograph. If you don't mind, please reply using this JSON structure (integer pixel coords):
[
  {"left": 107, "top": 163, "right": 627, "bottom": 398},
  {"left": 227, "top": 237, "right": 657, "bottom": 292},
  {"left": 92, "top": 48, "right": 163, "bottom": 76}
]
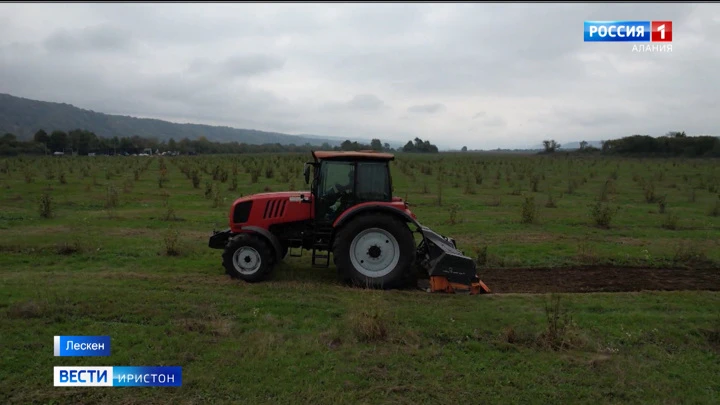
[
  {"left": 506, "top": 232, "right": 560, "bottom": 244},
  {"left": 615, "top": 237, "right": 647, "bottom": 246},
  {"left": 478, "top": 266, "right": 720, "bottom": 294},
  {"left": 180, "top": 230, "right": 214, "bottom": 240},
  {"left": 102, "top": 228, "right": 207, "bottom": 239},
  {"left": 175, "top": 317, "right": 234, "bottom": 337},
  {"left": 98, "top": 271, "right": 163, "bottom": 281},
  {"left": 104, "top": 228, "right": 155, "bottom": 237},
  {"left": 456, "top": 232, "right": 564, "bottom": 247},
  {"left": 97, "top": 271, "right": 238, "bottom": 287},
  {"left": 14, "top": 225, "right": 72, "bottom": 236}
]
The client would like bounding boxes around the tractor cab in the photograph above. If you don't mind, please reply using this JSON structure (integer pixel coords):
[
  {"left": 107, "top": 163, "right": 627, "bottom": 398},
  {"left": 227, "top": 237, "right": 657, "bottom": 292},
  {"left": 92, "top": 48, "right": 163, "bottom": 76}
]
[{"left": 303, "top": 151, "right": 395, "bottom": 224}]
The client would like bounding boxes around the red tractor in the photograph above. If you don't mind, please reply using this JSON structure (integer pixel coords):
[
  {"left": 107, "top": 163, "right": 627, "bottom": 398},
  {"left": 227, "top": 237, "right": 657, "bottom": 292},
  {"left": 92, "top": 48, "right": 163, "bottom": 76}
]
[{"left": 208, "top": 150, "right": 490, "bottom": 294}]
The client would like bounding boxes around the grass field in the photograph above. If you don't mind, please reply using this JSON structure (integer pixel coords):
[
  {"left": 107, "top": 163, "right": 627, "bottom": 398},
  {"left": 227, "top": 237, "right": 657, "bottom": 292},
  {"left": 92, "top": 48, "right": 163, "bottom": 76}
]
[{"left": 1, "top": 152, "right": 719, "bottom": 404}]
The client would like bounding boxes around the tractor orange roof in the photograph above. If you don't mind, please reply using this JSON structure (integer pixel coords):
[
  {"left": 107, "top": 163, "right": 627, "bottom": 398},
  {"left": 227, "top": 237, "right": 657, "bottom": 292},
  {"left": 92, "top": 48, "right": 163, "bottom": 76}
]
[{"left": 312, "top": 150, "right": 395, "bottom": 161}]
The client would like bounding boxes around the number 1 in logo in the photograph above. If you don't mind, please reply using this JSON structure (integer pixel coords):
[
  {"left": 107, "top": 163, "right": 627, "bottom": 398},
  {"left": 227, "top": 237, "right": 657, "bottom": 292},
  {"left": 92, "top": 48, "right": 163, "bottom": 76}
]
[{"left": 651, "top": 21, "right": 672, "bottom": 42}]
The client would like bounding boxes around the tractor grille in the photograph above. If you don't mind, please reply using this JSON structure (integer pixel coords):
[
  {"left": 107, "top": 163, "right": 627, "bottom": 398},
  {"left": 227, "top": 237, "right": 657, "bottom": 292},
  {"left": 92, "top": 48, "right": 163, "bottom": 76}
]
[
  {"left": 262, "top": 199, "right": 287, "bottom": 219},
  {"left": 233, "top": 201, "right": 252, "bottom": 224}
]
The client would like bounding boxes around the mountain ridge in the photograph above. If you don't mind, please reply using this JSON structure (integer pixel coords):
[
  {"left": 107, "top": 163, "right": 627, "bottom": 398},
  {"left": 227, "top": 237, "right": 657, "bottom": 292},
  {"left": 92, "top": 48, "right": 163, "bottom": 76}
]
[{"left": 0, "top": 93, "right": 404, "bottom": 148}]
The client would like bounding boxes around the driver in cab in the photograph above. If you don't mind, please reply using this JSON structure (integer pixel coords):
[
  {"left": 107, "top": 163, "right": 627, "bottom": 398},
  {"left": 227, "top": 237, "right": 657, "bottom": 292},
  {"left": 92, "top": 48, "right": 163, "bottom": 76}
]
[{"left": 325, "top": 167, "right": 354, "bottom": 220}]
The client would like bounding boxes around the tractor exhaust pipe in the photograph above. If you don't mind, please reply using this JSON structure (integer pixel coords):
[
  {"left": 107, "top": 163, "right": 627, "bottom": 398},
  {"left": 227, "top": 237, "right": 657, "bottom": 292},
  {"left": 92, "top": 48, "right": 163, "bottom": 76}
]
[{"left": 415, "top": 226, "right": 490, "bottom": 295}]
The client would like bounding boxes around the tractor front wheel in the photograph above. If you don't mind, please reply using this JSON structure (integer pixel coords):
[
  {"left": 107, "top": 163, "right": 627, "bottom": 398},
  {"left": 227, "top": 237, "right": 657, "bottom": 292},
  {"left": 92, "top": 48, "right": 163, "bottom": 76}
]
[
  {"left": 333, "top": 213, "right": 416, "bottom": 289},
  {"left": 222, "top": 233, "right": 274, "bottom": 282}
]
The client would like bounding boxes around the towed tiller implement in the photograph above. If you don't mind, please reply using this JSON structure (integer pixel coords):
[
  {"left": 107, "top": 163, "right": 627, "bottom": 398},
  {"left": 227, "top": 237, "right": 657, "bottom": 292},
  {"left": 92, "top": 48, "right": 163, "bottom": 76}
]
[{"left": 416, "top": 226, "right": 490, "bottom": 294}]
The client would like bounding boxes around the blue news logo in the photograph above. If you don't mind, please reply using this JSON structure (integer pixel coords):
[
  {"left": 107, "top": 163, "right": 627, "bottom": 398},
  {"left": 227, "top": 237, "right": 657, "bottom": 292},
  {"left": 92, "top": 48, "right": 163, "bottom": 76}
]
[
  {"left": 54, "top": 335, "right": 111, "bottom": 356},
  {"left": 54, "top": 367, "right": 113, "bottom": 387},
  {"left": 584, "top": 21, "right": 651, "bottom": 42},
  {"left": 54, "top": 366, "right": 182, "bottom": 387}
]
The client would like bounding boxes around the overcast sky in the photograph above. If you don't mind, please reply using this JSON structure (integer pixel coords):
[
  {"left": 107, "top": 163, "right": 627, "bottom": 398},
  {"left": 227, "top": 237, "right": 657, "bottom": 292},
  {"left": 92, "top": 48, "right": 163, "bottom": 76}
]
[{"left": 1, "top": 3, "right": 718, "bottom": 149}]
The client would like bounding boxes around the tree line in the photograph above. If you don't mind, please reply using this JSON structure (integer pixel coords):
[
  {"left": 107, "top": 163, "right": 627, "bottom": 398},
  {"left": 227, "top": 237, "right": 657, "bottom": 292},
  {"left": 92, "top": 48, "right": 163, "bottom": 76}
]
[
  {"left": 540, "top": 132, "right": 720, "bottom": 158},
  {"left": 4, "top": 128, "right": 713, "bottom": 157},
  {"left": 402, "top": 137, "right": 440, "bottom": 153},
  {"left": 0, "top": 129, "right": 440, "bottom": 156},
  {"left": 600, "top": 132, "right": 720, "bottom": 157},
  {"left": 340, "top": 137, "right": 440, "bottom": 153}
]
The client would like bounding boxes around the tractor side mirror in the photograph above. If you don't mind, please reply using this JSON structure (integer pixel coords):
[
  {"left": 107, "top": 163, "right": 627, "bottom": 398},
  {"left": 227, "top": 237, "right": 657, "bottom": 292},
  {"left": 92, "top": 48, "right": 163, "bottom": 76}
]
[{"left": 303, "top": 162, "right": 311, "bottom": 184}]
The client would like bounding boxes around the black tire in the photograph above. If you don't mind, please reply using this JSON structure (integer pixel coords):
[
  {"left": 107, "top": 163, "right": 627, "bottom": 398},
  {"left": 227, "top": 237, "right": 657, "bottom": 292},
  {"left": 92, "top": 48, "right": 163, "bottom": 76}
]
[
  {"left": 333, "top": 213, "right": 416, "bottom": 289},
  {"left": 222, "top": 233, "right": 274, "bottom": 282}
]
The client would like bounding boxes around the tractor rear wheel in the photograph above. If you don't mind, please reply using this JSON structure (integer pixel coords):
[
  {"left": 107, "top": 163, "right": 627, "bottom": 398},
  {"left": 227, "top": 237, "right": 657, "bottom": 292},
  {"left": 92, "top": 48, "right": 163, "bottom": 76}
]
[
  {"left": 222, "top": 233, "right": 274, "bottom": 282},
  {"left": 333, "top": 213, "right": 416, "bottom": 289}
]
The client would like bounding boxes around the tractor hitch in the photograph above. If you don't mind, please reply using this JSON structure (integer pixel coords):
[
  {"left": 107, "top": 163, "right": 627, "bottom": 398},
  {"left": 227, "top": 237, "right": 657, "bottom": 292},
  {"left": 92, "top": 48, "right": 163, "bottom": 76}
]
[{"left": 416, "top": 226, "right": 490, "bottom": 295}]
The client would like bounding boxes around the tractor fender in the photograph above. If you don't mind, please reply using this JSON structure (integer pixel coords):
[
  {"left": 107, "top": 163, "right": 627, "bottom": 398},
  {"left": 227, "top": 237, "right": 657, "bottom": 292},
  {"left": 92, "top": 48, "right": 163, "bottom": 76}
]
[
  {"left": 237, "top": 226, "right": 284, "bottom": 262},
  {"left": 333, "top": 205, "right": 421, "bottom": 235}
]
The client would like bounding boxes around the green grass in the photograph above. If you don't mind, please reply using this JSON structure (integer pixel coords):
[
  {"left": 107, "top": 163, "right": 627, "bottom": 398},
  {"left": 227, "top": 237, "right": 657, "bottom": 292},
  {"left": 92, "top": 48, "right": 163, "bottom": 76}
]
[{"left": 1, "top": 153, "right": 719, "bottom": 404}]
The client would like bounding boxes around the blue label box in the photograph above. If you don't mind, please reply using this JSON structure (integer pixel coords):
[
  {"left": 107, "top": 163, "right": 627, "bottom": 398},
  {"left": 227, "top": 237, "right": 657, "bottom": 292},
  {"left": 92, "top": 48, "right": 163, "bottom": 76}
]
[
  {"left": 54, "top": 335, "right": 111, "bottom": 357},
  {"left": 113, "top": 366, "right": 183, "bottom": 387},
  {"left": 584, "top": 21, "right": 651, "bottom": 42},
  {"left": 54, "top": 366, "right": 182, "bottom": 387}
]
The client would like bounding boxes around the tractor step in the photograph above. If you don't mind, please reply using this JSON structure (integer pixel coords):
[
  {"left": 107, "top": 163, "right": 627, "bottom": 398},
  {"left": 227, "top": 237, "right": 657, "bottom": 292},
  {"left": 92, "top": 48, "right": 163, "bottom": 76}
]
[
  {"left": 287, "top": 238, "right": 303, "bottom": 257},
  {"left": 311, "top": 249, "right": 331, "bottom": 268},
  {"left": 311, "top": 226, "right": 333, "bottom": 268}
]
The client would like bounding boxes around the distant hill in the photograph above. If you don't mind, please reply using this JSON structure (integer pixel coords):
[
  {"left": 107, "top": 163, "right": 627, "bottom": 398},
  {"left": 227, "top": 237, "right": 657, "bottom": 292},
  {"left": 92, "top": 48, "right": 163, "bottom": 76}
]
[{"left": 0, "top": 93, "right": 397, "bottom": 147}]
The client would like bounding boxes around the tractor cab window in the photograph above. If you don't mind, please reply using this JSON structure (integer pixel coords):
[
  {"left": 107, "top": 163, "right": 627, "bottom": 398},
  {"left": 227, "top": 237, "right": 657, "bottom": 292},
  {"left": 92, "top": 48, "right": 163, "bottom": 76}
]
[
  {"left": 355, "top": 162, "right": 391, "bottom": 202},
  {"left": 316, "top": 161, "right": 355, "bottom": 220},
  {"left": 319, "top": 161, "right": 354, "bottom": 197}
]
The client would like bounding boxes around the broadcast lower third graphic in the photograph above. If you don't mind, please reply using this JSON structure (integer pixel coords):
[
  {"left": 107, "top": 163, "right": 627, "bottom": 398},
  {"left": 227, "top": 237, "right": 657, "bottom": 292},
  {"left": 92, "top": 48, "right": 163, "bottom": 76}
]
[
  {"left": 54, "top": 366, "right": 183, "bottom": 387},
  {"left": 54, "top": 335, "right": 111, "bottom": 357}
]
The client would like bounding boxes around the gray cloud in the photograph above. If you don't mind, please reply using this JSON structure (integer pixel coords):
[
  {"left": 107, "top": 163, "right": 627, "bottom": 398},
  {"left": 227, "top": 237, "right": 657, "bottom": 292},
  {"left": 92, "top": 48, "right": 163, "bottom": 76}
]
[
  {"left": 43, "top": 25, "right": 135, "bottom": 53},
  {"left": 408, "top": 103, "right": 445, "bottom": 114},
  {"left": 186, "top": 54, "right": 285, "bottom": 79},
  {"left": 0, "top": 3, "right": 718, "bottom": 149},
  {"left": 481, "top": 116, "right": 507, "bottom": 128},
  {"left": 346, "top": 94, "right": 386, "bottom": 110},
  {"left": 324, "top": 94, "right": 388, "bottom": 112},
  {"left": 221, "top": 54, "right": 286, "bottom": 77}
]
